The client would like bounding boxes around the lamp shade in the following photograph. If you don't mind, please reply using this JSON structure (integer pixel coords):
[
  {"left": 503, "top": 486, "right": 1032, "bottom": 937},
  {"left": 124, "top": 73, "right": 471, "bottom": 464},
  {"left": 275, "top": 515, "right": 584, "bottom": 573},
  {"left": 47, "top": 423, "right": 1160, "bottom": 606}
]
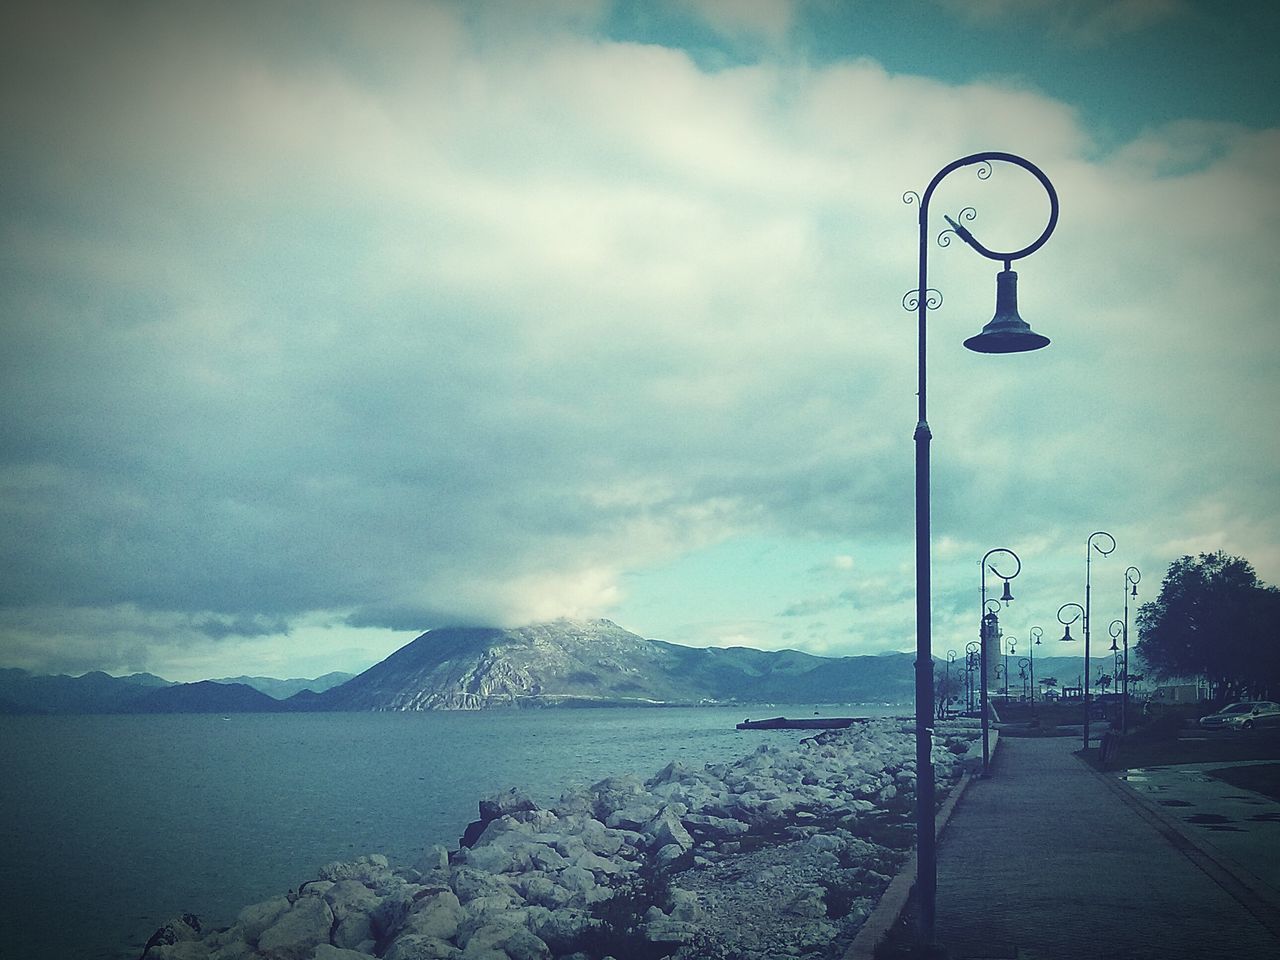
[{"left": 963, "top": 270, "right": 1051, "bottom": 354}]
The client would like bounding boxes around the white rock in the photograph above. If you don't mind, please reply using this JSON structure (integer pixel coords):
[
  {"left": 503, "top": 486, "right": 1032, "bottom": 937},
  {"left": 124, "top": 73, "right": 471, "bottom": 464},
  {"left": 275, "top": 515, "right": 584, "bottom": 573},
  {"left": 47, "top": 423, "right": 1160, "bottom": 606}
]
[
  {"left": 256, "top": 896, "right": 333, "bottom": 960},
  {"left": 403, "top": 889, "right": 464, "bottom": 941},
  {"left": 236, "top": 896, "right": 291, "bottom": 944},
  {"left": 384, "top": 934, "right": 462, "bottom": 960}
]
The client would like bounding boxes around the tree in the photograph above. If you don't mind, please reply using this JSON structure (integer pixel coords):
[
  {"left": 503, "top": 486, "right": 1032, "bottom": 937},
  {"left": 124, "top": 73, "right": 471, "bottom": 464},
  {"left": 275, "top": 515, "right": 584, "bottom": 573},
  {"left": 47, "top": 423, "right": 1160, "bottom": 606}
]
[
  {"left": 1135, "top": 552, "right": 1280, "bottom": 700},
  {"left": 1097, "top": 673, "right": 1113, "bottom": 694}
]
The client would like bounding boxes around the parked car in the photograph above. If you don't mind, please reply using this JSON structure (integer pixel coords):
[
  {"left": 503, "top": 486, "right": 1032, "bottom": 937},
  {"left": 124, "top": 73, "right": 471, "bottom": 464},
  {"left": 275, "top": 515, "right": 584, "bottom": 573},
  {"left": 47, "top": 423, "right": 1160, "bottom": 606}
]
[{"left": 1197, "top": 701, "right": 1280, "bottom": 731}]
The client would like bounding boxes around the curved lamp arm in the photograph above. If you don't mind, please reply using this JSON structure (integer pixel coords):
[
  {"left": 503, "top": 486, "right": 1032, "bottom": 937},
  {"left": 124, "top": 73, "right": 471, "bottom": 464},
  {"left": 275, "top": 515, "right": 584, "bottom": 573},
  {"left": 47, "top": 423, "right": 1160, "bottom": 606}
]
[
  {"left": 1057, "top": 602, "right": 1085, "bottom": 642},
  {"left": 1125, "top": 566, "right": 1142, "bottom": 596},
  {"left": 1089, "top": 531, "right": 1116, "bottom": 558}
]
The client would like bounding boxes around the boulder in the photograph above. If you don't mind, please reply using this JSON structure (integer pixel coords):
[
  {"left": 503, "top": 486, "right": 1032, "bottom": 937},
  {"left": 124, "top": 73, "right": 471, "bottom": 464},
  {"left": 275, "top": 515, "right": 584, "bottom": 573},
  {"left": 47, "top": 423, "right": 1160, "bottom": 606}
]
[
  {"left": 643, "top": 808, "right": 693, "bottom": 852},
  {"left": 384, "top": 933, "right": 462, "bottom": 960},
  {"left": 479, "top": 788, "right": 539, "bottom": 822},
  {"left": 236, "top": 896, "right": 292, "bottom": 945},
  {"left": 324, "top": 879, "right": 382, "bottom": 949},
  {"left": 460, "top": 920, "right": 550, "bottom": 960},
  {"left": 256, "top": 895, "right": 334, "bottom": 960},
  {"left": 403, "top": 889, "right": 465, "bottom": 941}
]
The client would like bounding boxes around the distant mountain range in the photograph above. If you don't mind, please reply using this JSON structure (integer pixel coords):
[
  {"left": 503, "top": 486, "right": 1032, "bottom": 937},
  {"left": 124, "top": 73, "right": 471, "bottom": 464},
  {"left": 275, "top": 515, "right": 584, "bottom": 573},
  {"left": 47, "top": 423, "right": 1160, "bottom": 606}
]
[
  {"left": 0, "top": 667, "right": 353, "bottom": 714},
  {"left": 0, "top": 619, "right": 1127, "bottom": 714}
]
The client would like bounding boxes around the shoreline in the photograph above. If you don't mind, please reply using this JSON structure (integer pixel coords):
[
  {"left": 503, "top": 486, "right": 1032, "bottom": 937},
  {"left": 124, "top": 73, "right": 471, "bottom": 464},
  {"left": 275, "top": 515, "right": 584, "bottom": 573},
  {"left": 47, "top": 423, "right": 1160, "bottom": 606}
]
[{"left": 138, "top": 718, "right": 983, "bottom": 960}]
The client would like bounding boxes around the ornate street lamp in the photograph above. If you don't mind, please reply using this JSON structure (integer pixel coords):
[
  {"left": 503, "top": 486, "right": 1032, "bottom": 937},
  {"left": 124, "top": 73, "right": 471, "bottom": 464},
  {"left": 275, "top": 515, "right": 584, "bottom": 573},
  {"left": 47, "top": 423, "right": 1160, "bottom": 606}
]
[
  {"left": 1003, "top": 635, "right": 1018, "bottom": 698},
  {"left": 1122, "top": 566, "right": 1141, "bottom": 733},
  {"left": 1084, "top": 532, "right": 1116, "bottom": 751},
  {"left": 1028, "top": 626, "right": 1043, "bottom": 704},
  {"left": 1058, "top": 602, "right": 1085, "bottom": 705},
  {"left": 944, "top": 649, "right": 957, "bottom": 719},
  {"left": 965, "top": 640, "right": 980, "bottom": 713},
  {"left": 904, "top": 153, "right": 1057, "bottom": 946},
  {"left": 980, "top": 549, "right": 1021, "bottom": 777},
  {"left": 1018, "top": 657, "right": 1031, "bottom": 700},
  {"left": 1109, "top": 620, "right": 1124, "bottom": 682}
]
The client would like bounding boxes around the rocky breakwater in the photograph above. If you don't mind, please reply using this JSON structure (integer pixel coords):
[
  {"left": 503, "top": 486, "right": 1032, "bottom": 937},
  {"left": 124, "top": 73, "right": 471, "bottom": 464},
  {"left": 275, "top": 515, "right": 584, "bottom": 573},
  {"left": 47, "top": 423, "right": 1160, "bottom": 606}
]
[{"left": 139, "top": 719, "right": 982, "bottom": 960}]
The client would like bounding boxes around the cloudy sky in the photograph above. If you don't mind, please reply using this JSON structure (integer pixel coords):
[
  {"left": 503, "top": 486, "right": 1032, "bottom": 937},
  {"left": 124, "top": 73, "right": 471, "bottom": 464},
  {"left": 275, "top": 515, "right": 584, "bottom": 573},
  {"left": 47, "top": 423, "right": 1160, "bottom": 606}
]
[{"left": 1, "top": 0, "right": 1276, "bottom": 682}]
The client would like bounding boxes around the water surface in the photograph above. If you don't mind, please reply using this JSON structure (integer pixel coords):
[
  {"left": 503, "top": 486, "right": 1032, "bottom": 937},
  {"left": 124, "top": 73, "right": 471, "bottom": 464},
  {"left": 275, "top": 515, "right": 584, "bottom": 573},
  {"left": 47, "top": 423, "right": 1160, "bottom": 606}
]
[{"left": 0, "top": 704, "right": 904, "bottom": 959}]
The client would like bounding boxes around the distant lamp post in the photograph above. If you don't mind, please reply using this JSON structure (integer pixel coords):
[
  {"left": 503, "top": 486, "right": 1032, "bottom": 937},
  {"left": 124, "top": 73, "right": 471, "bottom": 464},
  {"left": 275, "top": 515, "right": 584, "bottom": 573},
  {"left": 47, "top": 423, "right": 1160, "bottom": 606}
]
[
  {"left": 905, "top": 153, "right": 1057, "bottom": 947},
  {"left": 1109, "top": 620, "right": 1124, "bottom": 681},
  {"left": 1083, "top": 532, "right": 1116, "bottom": 751},
  {"left": 1028, "top": 626, "right": 1043, "bottom": 704},
  {"left": 965, "top": 640, "right": 980, "bottom": 713},
  {"left": 1058, "top": 603, "right": 1085, "bottom": 704},
  {"left": 1003, "top": 635, "right": 1018, "bottom": 697},
  {"left": 1122, "top": 566, "right": 1141, "bottom": 733},
  {"left": 1018, "top": 657, "right": 1031, "bottom": 700},
  {"left": 944, "top": 649, "right": 957, "bottom": 719},
  {"left": 980, "top": 548, "right": 1022, "bottom": 777}
]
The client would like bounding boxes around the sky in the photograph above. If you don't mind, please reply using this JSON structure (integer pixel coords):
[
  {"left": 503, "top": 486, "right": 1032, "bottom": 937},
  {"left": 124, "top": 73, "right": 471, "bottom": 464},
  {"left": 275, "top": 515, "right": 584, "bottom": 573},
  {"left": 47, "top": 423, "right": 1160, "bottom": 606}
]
[{"left": 1, "top": 0, "right": 1277, "bottom": 682}]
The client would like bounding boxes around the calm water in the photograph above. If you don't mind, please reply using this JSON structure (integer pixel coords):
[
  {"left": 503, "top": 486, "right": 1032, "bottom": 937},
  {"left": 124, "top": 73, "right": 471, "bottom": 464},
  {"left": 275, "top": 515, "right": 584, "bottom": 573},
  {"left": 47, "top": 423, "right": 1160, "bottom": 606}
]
[{"left": 0, "top": 704, "right": 905, "bottom": 960}]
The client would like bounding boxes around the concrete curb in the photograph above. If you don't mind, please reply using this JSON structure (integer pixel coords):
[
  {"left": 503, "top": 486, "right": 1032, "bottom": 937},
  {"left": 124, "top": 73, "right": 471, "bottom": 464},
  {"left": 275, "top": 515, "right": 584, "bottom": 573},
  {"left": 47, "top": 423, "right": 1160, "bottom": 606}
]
[
  {"left": 1078, "top": 753, "right": 1280, "bottom": 941},
  {"left": 843, "top": 730, "right": 997, "bottom": 960}
]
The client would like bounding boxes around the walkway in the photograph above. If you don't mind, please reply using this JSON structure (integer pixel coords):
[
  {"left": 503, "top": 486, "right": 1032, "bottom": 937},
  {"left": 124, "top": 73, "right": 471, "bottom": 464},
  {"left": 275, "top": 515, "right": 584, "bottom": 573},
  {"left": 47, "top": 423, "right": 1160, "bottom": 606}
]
[{"left": 933, "top": 736, "right": 1280, "bottom": 959}]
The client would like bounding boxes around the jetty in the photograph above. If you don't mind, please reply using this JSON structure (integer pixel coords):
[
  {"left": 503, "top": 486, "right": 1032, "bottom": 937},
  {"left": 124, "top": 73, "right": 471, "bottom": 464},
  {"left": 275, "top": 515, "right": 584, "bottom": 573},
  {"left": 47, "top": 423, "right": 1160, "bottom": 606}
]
[{"left": 736, "top": 716, "right": 863, "bottom": 730}]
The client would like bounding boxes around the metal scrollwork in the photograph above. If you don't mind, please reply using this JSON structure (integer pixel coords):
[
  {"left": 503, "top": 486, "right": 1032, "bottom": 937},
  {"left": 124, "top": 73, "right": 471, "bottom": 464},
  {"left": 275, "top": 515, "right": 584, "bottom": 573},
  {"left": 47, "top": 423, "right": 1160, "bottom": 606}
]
[
  {"left": 902, "top": 288, "right": 943, "bottom": 312},
  {"left": 975, "top": 160, "right": 993, "bottom": 180},
  {"left": 903, "top": 190, "right": 922, "bottom": 207},
  {"left": 938, "top": 207, "right": 979, "bottom": 247}
]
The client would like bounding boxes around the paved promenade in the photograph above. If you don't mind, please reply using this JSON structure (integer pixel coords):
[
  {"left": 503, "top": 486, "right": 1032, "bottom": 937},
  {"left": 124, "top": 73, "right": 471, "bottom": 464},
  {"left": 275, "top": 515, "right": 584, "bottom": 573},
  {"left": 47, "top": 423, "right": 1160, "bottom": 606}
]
[{"left": 933, "top": 736, "right": 1280, "bottom": 959}]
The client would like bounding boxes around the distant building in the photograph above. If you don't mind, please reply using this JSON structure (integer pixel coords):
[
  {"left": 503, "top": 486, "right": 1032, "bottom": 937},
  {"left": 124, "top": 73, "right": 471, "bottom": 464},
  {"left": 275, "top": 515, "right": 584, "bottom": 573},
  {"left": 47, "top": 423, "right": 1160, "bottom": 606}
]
[{"left": 1151, "top": 682, "right": 1209, "bottom": 703}]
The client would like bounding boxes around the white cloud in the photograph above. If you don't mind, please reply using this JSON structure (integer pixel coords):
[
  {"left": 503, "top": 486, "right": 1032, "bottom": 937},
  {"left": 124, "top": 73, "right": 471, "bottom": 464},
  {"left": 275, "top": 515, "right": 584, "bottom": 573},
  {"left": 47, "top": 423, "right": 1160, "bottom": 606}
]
[{"left": 0, "top": 0, "right": 1275, "bottom": 676}]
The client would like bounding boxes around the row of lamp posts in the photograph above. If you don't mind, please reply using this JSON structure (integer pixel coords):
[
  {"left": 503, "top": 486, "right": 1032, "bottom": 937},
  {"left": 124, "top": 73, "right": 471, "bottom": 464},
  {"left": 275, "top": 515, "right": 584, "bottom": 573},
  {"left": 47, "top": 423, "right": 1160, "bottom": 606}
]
[
  {"left": 907, "top": 151, "right": 1059, "bottom": 946},
  {"left": 963, "top": 542, "right": 1144, "bottom": 772},
  {"left": 904, "top": 151, "right": 1146, "bottom": 949}
]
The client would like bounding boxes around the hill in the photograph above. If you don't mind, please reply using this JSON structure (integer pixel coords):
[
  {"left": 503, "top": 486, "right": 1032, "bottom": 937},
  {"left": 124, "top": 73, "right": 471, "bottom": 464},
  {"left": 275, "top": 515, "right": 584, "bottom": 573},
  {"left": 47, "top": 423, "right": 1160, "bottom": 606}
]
[
  {"left": 128, "top": 680, "right": 288, "bottom": 713},
  {"left": 0, "top": 668, "right": 171, "bottom": 714},
  {"left": 307, "top": 618, "right": 917, "bottom": 711}
]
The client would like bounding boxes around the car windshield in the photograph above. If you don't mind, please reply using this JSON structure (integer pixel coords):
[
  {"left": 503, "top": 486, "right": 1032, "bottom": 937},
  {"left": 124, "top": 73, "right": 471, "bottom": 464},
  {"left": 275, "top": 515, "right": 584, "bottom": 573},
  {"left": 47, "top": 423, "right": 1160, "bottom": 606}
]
[{"left": 1222, "top": 703, "right": 1257, "bottom": 713}]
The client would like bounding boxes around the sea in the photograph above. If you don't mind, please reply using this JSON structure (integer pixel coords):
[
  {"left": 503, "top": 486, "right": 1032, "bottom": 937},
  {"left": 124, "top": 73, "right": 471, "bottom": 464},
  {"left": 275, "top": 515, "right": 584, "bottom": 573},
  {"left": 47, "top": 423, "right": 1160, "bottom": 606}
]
[{"left": 0, "top": 703, "right": 908, "bottom": 960}]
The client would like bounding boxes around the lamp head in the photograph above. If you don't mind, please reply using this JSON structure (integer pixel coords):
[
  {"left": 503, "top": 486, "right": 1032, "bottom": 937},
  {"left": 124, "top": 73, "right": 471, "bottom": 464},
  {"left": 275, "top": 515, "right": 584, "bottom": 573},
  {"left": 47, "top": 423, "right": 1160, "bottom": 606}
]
[
  {"left": 963, "top": 269, "right": 1051, "bottom": 354},
  {"left": 1059, "top": 624, "right": 1074, "bottom": 642},
  {"left": 1109, "top": 638, "right": 1119, "bottom": 652},
  {"left": 1131, "top": 582, "right": 1139, "bottom": 598},
  {"left": 1000, "top": 579, "right": 1014, "bottom": 603}
]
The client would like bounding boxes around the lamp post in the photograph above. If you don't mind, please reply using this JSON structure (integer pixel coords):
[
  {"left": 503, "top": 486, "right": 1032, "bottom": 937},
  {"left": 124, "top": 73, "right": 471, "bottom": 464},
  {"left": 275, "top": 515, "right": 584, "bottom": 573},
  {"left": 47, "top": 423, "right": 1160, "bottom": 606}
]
[
  {"left": 1003, "top": 635, "right": 1018, "bottom": 698},
  {"left": 1084, "top": 532, "right": 1116, "bottom": 751},
  {"left": 1123, "top": 566, "right": 1141, "bottom": 733},
  {"left": 904, "top": 153, "right": 1057, "bottom": 946},
  {"left": 981, "top": 547, "right": 1020, "bottom": 779},
  {"left": 1018, "top": 657, "right": 1031, "bottom": 700},
  {"left": 1028, "top": 626, "right": 1042, "bottom": 704},
  {"left": 962, "top": 642, "right": 972, "bottom": 716},
  {"left": 945, "top": 649, "right": 957, "bottom": 719},
  {"left": 1058, "top": 601, "right": 1085, "bottom": 704},
  {"left": 1109, "top": 620, "right": 1123, "bottom": 681}
]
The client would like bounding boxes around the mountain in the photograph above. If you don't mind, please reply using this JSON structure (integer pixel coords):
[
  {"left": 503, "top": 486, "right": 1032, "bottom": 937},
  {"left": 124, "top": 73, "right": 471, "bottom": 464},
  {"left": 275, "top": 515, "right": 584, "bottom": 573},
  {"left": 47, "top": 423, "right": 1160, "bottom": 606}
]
[
  {"left": 0, "top": 668, "right": 172, "bottom": 714},
  {"left": 307, "top": 618, "right": 918, "bottom": 711},
  {"left": 0, "top": 669, "right": 342, "bottom": 714},
  {"left": 127, "top": 680, "right": 289, "bottom": 713},
  {"left": 211, "top": 671, "right": 355, "bottom": 699}
]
